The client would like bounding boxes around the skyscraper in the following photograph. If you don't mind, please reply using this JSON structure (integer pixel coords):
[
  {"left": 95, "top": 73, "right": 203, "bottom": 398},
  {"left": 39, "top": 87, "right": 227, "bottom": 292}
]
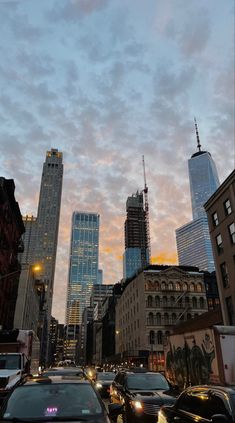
[
  {"left": 35, "top": 149, "right": 63, "bottom": 321},
  {"left": 66, "top": 212, "right": 100, "bottom": 326},
  {"left": 123, "top": 191, "right": 150, "bottom": 279},
  {"left": 176, "top": 120, "right": 220, "bottom": 271}
]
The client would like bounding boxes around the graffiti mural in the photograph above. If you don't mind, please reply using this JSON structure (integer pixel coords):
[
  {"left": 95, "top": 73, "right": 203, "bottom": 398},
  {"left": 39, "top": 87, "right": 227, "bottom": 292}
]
[{"left": 166, "top": 330, "right": 216, "bottom": 389}]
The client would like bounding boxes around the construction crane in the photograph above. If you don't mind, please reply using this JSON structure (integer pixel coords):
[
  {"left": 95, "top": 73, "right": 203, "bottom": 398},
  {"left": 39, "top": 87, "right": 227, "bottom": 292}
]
[{"left": 142, "top": 155, "right": 151, "bottom": 265}]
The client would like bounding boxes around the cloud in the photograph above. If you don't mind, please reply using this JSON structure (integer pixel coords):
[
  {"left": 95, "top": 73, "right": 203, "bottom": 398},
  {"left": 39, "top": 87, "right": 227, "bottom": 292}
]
[{"left": 47, "top": 0, "right": 109, "bottom": 22}]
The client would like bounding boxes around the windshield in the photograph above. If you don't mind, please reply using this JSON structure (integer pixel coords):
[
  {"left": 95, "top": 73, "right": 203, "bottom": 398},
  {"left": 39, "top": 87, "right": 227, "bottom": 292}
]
[
  {"left": 1, "top": 383, "right": 103, "bottom": 420},
  {"left": 97, "top": 372, "right": 115, "bottom": 381},
  {"left": 126, "top": 373, "right": 169, "bottom": 390},
  {"left": 0, "top": 355, "right": 21, "bottom": 370},
  {"left": 43, "top": 371, "right": 84, "bottom": 377}
]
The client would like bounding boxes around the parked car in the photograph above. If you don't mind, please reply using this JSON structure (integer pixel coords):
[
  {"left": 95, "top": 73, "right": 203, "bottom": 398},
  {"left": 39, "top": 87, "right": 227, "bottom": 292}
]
[
  {"left": 110, "top": 370, "right": 178, "bottom": 422},
  {"left": 42, "top": 366, "right": 87, "bottom": 379},
  {"left": 0, "top": 376, "right": 121, "bottom": 422},
  {"left": 158, "top": 385, "right": 235, "bottom": 423},
  {"left": 94, "top": 371, "right": 116, "bottom": 397}
]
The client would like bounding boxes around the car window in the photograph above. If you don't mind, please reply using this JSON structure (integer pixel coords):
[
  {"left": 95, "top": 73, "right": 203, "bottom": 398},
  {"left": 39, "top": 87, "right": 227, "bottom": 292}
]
[
  {"left": 203, "top": 394, "right": 231, "bottom": 420},
  {"left": 97, "top": 372, "right": 115, "bottom": 380},
  {"left": 1, "top": 383, "right": 103, "bottom": 419},
  {"left": 126, "top": 373, "right": 169, "bottom": 390},
  {"left": 178, "top": 390, "right": 210, "bottom": 419}
]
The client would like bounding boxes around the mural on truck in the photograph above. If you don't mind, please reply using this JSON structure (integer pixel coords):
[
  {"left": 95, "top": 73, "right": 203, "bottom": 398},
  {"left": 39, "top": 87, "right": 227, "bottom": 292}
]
[{"left": 166, "top": 329, "right": 217, "bottom": 388}]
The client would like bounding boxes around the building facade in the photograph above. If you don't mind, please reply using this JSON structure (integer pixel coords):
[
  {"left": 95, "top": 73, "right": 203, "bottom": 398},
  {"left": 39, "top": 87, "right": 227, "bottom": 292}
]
[
  {"left": 176, "top": 216, "right": 215, "bottom": 272},
  {"left": 34, "top": 149, "right": 63, "bottom": 325},
  {"left": 14, "top": 264, "right": 41, "bottom": 334},
  {"left": 205, "top": 170, "right": 235, "bottom": 325},
  {"left": 176, "top": 121, "right": 220, "bottom": 272},
  {"left": 123, "top": 191, "right": 149, "bottom": 279},
  {"left": 0, "top": 178, "right": 25, "bottom": 329},
  {"left": 66, "top": 212, "right": 100, "bottom": 326},
  {"left": 90, "top": 284, "right": 114, "bottom": 320},
  {"left": 18, "top": 215, "right": 37, "bottom": 265},
  {"left": 115, "top": 265, "right": 207, "bottom": 370}
]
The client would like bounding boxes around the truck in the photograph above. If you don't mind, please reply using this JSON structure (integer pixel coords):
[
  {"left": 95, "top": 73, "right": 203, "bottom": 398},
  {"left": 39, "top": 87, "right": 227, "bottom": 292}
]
[
  {"left": 0, "top": 329, "right": 40, "bottom": 402},
  {"left": 164, "top": 325, "right": 235, "bottom": 390}
]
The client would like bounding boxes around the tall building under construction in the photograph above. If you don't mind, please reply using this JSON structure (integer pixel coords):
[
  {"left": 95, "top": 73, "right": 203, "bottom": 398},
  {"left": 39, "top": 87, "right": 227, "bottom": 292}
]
[{"left": 123, "top": 190, "right": 150, "bottom": 279}]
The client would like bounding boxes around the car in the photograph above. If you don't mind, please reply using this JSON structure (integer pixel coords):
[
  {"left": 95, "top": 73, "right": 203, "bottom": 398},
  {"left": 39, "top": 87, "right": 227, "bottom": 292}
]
[
  {"left": 0, "top": 375, "right": 122, "bottom": 422},
  {"left": 110, "top": 370, "right": 178, "bottom": 422},
  {"left": 94, "top": 371, "right": 116, "bottom": 398},
  {"left": 42, "top": 366, "right": 87, "bottom": 379},
  {"left": 158, "top": 385, "right": 235, "bottom": 423}
]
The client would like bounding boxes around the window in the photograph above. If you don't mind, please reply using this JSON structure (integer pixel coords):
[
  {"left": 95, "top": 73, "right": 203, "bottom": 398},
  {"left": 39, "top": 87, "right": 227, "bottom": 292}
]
[
  {"left": 196, "top": 283, "right": 202, "bottom": 292},
  {"left": 224, "top": 199, "right": 232, "bottom": 215},
  {"left": 220, "top": 262, "right": 229, "bottom": 288},
  {"left": 175, "top": 283, "right": 180, "bottom": 291},
  {"left": 155, "top": 296, "right": 160, "bottom": 307},
  {"left": 182, "top": 283, "right": 188, "bottom": 291},
  {"left": 157, "top": 331, "right": 163, "bottom": 344},
  {"left": 212, "top": 211, "right": 219, "bottom": 226},
  {"left": 178, "top": 390, "right": 210, "bottom": 418},
  {"left": 168, "top": 282, "right": 173, "bottom": 290},
  {"left": 204, "top": 394, "right": 231, "bottom": 420},
  {"left": 228, "top": 222, "right": 235, "bottom": 244},
  {"left": 148, "top": 313, "right": 154, "bottom": 325},
  {"left": 149, "top": 330, "right": 155, "bottom": 345},
  {"left": 147, "top": 295, "right": 153, "bottom": 307},
  {"left": 225, "top": 296, "right": 234, "bottom": 325},
  {"left": 216, "top": 234, "right": 223, "bottom": 255},
  {"left": 199, "top": 297, "right": 205, "bottom": 309},
  {"left": 156, "top": 313, "right": 161, "bottom": 325}
]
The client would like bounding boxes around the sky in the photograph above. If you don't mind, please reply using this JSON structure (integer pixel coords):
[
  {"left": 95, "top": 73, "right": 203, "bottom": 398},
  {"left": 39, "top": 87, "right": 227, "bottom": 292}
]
[{"left": 0, "top": 0, "right": 234, "bottom": 323}]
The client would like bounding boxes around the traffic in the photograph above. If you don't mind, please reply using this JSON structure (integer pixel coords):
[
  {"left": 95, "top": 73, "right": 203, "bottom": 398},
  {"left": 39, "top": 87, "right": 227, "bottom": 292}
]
[
  {"left": 0, "top": 329, "right": 235, "bottom": 422},
  {"left": 0, "top": 363, "right": 235, "bottom": 422}
]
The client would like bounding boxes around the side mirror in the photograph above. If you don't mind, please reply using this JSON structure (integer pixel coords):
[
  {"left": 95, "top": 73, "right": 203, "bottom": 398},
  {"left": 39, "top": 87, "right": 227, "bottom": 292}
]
[
  {"left": 108, "top": 403, "right": 123, "bottom": 421},
  {"left": 211, "top": 414, "right": 229, "bottom": 423}
]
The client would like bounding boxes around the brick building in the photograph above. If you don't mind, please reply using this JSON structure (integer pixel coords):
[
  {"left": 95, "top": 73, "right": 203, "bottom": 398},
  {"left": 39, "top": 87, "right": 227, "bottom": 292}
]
[{"left": 0, "top": 178, "right": 25, "bottom": 329}]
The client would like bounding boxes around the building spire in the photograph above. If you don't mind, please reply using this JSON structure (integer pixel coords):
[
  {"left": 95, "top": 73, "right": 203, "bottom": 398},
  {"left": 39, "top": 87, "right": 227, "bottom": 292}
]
[{"left": 194, "top": 117, "right": 201, "bottom": 152}]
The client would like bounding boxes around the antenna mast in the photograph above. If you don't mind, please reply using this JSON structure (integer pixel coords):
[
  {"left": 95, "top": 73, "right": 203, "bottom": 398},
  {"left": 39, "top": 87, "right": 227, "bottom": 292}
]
[
  {"left": 194, "top": 117, "right": 201, "bottom": 152},
  {"left": 142, "top": 155, "right": 151, "bottom": 264}
]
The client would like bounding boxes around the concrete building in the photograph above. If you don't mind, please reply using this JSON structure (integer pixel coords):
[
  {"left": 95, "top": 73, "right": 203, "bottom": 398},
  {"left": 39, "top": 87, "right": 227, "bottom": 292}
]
[
  {"left": 0, "top": 178, "right": 25, "bottom": 329},
  {"left": 176, "top": 120, "right": 220, "bottom": 272},
  {"left": 90, "top": 284, "right": 114, "bottom": 320},
  {"left": 63, "top": 324, "right": 79, "bottom": 362},
  {"left": 18, "top": 215, "right": 37, "bottom": 265},
  {"left": 14, "top": 264, "right": 41, "bottom": 334},
  {"left": 66, "top": 212, "right": 100, "bottom": 327},
  {"left": 34, "top": 149, "right": 63, "bottom": 327},
  {"left": 205, "top": 170, "right": 235, "bottom": 325},
  {"left": 115, "top": 265, "right": 208, "bottom": 371},
  {"left": 123, "top": 191, "right": 150, "bottom": 279}
]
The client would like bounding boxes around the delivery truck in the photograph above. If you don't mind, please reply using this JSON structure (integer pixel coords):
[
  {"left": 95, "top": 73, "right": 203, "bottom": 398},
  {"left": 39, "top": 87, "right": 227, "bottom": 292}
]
[
  {"left": 164, "top": 325, "right": 235, "bottom": 389},
  {"left": 0, "top": 329, "right": 40, "bottom": 402}
]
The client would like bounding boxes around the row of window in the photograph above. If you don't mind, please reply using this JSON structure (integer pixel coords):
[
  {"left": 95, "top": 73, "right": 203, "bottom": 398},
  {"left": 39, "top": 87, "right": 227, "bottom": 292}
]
[
  {"left": 145, "top": 281, "right": 203, "bottom": 292},
  {"left": 212, "top": 198, "right": 232, "bottom": 227},
  {"left": 147, "top": 311, "right": 201, "bottom": 326},
  {"left": 216, "top": 222, "right": 235, "bottom": 254},
  {"left": 146, "top": 295, "right": 206, "bottom": 308}
]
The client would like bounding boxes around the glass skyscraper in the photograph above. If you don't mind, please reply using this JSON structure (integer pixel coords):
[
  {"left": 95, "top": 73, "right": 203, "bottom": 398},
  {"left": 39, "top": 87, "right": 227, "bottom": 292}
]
[
  {"left": 123, "top": 191, "right": 149, "bottom": 279},
  {"left": 176, "top": 121, "right": 220, "bottom": 271},
  {"left": 189, "top": 151, "right": 220, "bottom": 220},
  {"left": 66, "top": 212, "right": 100, "bottom": 326}
]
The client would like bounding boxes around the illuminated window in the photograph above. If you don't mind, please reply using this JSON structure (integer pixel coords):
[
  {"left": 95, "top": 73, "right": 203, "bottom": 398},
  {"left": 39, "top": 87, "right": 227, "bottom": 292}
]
[
  {"left": 216, "top": 234, "right": 223, "bottom": 255},
  {"left": 220, "top": 262, "right": 229, "bottom": 288},
  {"left": 228, "top": 222, "right": 235, "bottom": 244},
  {"left": 212, "top": 211, "right": 219, "bottom": 227},
  {"left": 224, "top": 199, "right": 232, "bottom": 216}
]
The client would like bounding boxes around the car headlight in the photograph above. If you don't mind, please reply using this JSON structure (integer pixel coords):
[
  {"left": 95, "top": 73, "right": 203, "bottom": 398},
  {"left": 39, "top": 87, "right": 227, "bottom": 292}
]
[
  {"left": 131, "top": 400, "right": 143, "bottom": 411},
  {"left": 96, "top": 382, "right": 103, "bottom": 388}
]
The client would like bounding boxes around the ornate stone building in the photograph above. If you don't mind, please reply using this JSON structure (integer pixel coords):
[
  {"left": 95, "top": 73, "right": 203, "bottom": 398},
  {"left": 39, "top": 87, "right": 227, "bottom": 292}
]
[{"left": 115, "top": 265, "right": 208, "bottom": 370}]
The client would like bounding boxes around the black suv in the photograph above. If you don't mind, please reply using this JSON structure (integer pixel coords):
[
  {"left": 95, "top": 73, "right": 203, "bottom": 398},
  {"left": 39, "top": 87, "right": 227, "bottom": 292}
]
[
  {"left": 159, "top": 385, "right": 235, "bottom": 423},
  {"left": 110, "top": 370, "right": 178, "bottom": 422}
]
